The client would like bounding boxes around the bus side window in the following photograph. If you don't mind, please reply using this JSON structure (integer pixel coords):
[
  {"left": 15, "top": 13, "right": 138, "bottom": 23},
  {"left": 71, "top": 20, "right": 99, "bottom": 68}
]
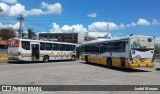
[
  {"left": 114, "top": 41, "right": 121, "bottom": 52},
  {"left": 71, "top": 45, "right": 75, "bottom": 51},
  {"left": 46, "top": 43, "right": 52, "bottom": 50},
  {"left": 82, "top": 45, "right": 85, "bottom": 54},
  {"left": 100, "top": 43, "right": 107, "bottom": 53},
  {"left": 22, "top": 41, "right": 30, "bottom": 50},
  {"left": 107, "top": 42, "right": 114, "bottom": 52},
  {"left": 66, "top": 45, "right": 71, "bottom": 51},
  {"left": 90, "top": 44, "right": 94, "bottom": 53},
  {"left": 97, "top": 44, "right": 100, "bottom": 53},
  {"left": 53, "top": 43, "right": 59, "bottom": 51},
  {"left": 60, "top": 44, "right": 66, "bottom": 51},
  {"left": 122, "top": 41, "right": 126, "bottom": 52},
  {"left": 148, "top": 38, "right": 152, "bottom": 42},
  {"left": 113, "top": 41, "right": 126, "bottom": 52},
  {"left": 40, "top": 42, "right": 45, "bottom": 50}
]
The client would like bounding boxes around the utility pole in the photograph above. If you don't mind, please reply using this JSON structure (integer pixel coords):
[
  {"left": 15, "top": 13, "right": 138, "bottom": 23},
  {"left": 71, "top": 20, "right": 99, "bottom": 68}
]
[
  {"left": 17, "top": 14, "right": 24, "bottom": 39},
  {"left": 106, "top": 12, "right": 110, "bottom": 39}
]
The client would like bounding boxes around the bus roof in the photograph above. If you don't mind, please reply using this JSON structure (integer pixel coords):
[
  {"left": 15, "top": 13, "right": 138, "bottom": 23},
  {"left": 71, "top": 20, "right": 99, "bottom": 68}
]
[
  {"left": 82, "top": 35, "right": 154, "bottom": 45},
  {"left": 9, "top": 38, "right": 80, "bottom": 46}
]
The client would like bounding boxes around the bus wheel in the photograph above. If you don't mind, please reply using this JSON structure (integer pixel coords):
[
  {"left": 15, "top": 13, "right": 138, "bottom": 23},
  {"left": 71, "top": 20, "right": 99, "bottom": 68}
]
[
  {"left": 85, "top": 56, "right": 88, "bottom": 63},
  {"left": 43, "top": 56, "right": 49, "bottom": 63},
  {"left": 107, "top": 59, "right": 112, "bottom": 68},
  {"left": 71, "top": 56, "right": 76, "bottom": 61}
]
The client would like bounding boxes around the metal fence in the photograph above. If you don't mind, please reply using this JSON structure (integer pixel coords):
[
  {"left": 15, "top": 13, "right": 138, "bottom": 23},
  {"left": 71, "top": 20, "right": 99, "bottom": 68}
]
[{"left": 0, "top": 48, "right": 8, "bottom": 62}]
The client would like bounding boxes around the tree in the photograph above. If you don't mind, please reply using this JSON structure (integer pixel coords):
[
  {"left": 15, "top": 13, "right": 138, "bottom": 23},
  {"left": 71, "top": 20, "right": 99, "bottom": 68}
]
[
  {"left": 0, "top": 28, "right": 16, "bottom": 40},
  {"left": 155, "top": 45, "right": 160, "bottom": 54},
  {"left": 28, "top": 28, "right": 35, "bottom": 39}
]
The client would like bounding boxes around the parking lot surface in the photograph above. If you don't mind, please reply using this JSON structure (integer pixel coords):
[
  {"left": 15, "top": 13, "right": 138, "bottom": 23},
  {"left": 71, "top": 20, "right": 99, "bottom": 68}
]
[{"left": 0, "top": 60, "right": 160, "bottom": 94}]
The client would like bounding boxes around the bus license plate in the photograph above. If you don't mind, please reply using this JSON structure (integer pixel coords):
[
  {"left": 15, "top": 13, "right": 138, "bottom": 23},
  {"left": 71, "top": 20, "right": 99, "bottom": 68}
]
[{"left": 140, "top": 64, "right": 146, "bottom": 67}]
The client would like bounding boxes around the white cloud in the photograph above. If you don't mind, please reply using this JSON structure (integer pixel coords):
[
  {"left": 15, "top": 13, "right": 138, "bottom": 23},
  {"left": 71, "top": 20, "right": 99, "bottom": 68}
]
[
  {"left": 0, "top": 2, "right": 62, "bottom": 17},
  {"left": 28, "top": 9, "right": 44, "bottom": 15},
  {"left": 131, "top": 22, "right": 136, "bottom": 26},
  {"left": 41, "top": 2, "right": 62, "bottom": 14},
  {"left": 0, "top": 3, "right": 27, "bottom": 16},
  {"left": 41, "top": 2, "right": 48, "bottom": 8},
  {"left": 0, "top": 3, "right": 10, "bottom": 16},
  {"left": 61, "top": 24, "right": 87, "bottom": 33},
  {"left": 50, "top": 22, "right": 125, "bottom": 38},
  {"left": 50, "top": 23, "right": 60, "bottom": 32},
  {"left": 1, "top": 0, "right": 17, "bottom": 4},
  {"left": 137, "top": 18, "right": 150, "bottom": 26},
  {"left": 9, "top": 3, "right": 26, "bottom": 16},
  {"left": 118, "top": 23, "right": 125, "bottom": 29},
  {"left": 87, "top": 13, "right": 96, "bottom": 18},
  {"left": 152, "top": 19, "right": 160, "bottom": 25},
  {"left": 155, "top": 37, "right": 160, "bottom": 42},
  {"left": 0, "top": 22, "right": 20, "bottom": 30},
  {"left": 50, "top": 23, "right": 87, "bottom": 34},
  {"left": 126, "top": 22, "right": 136, "bottom": 27},
  {"left": 155, "top": 37, "right": 160, "bottom": 47},
  {"left": 126, "top": 18, "right": 159, "bottom": 27},
  {"left": 88, "top": 22, "right": 125, "bottom": 32}
]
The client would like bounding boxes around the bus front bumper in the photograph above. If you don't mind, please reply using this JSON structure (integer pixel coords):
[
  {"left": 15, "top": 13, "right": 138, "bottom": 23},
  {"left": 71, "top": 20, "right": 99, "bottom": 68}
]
[{"left": 128, "top": 62, "right": 154, "bottom": 68}]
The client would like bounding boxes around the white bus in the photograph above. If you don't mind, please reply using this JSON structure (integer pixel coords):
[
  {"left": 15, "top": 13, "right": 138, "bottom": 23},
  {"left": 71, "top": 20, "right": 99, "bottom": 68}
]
[
  {"left": 8, "top": 38, "right": 79, "bottom": 62},
  {"left": 80, "top": 35, "right": 155, "bottom": 68}
]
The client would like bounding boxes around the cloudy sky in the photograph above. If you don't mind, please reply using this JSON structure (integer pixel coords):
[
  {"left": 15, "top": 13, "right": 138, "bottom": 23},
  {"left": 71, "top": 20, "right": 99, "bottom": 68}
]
[{"left": 0, "top": 0, "right": 160, "bottom": 38}]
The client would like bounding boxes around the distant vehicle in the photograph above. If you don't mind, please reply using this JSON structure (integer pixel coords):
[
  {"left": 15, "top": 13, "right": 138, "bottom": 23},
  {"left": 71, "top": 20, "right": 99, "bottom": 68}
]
[
  {"left": 80, "top": 35, "right": 155, "bottom": 68},
  {"left": 8, "top": 38, "right": 79, "bottom": 62}
]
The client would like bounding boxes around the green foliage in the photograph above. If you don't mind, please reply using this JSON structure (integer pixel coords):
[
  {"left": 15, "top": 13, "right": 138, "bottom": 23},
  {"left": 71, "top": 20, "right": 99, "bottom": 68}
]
[
  {"left": 28, "top": 28, "right": 35, "bottom": 39},
  {"left": 155, "top": 45, "right": 160, "bottom": 54},
  {"left": 0, "top": 28, "right": 16, "bottom": 40},
  {"left": 28, "top": 28, "right": 32, "bottom": 39}
]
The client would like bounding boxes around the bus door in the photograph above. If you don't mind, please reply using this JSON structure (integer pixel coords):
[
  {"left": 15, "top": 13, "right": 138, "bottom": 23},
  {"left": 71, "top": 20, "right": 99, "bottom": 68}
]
[
  {"left": 31, "top": 44, "right": 40, "bottom": 61},
  {"left": 120, "top": 41, "right": 127, "bottom": 67},
  {"left": 76, "top": 47, "right": 80, "bottom": 58}
]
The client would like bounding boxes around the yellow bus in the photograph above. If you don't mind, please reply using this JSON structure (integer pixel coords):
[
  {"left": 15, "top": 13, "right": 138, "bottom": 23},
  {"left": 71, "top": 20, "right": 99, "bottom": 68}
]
[{"left": 80, "top": 35, "right": 155, "bottom": 68}]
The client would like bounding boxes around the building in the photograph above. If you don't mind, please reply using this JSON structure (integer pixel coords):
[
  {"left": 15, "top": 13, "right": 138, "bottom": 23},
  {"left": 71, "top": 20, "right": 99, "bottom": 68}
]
[
  {"left": 84, "top": 36, "right": 97, "bottom": 41},
  {"left": 39, "top": 33, "right": 85, "bottom": 43}
]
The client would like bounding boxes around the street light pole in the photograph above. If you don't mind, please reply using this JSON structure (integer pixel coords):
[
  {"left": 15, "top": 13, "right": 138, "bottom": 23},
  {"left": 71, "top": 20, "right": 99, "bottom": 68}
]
[{"left": 17, "top": 14, "right": 24, "bottom": 39}]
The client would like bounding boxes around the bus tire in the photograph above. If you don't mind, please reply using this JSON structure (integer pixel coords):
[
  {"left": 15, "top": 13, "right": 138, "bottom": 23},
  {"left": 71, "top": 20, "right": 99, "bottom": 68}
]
[
  {"left": 71, "top": 55, "right": 76, "bottom": 61},
  {"left": 107, "top": 58, "right": 112, "bottom": 68},
  {"left": 85, "top": 56, "right": 88, "bottom": 63},
  {"left": 43, "top": 56, "right": 49, "bottom": 63}
]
